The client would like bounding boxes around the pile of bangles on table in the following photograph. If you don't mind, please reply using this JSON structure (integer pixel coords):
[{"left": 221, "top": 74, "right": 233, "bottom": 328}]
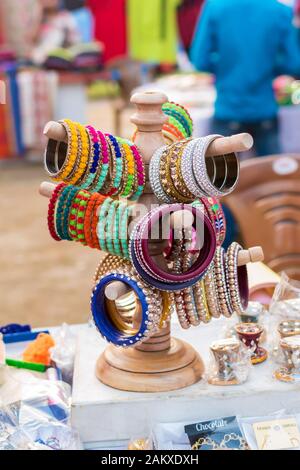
[{"left": 44, "top": 104, "right": 248, "bottom": 349}]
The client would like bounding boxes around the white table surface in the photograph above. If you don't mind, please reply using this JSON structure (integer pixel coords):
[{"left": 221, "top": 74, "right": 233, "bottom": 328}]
[{"left": 71, "top": 319, "right": 300, "bottom": 449}]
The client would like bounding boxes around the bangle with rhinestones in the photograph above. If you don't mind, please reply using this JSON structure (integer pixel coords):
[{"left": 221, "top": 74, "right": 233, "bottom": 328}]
[
  {"left": 91, "top": 268, "right": 163, "bottom": 347},
  {"left": 128, "top": 142, "right": 145, "bottom": 201},
  {"left": 214, "top": 246, "right": 234, "bottom": 317},
  {"left": 226, "top": 242, "right": 249, "bottom": 315}
]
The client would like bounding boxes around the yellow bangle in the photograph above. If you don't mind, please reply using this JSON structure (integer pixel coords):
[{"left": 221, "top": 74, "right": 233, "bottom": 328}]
[
  {"left": 52, "top": 119, "right": 79, "bottom": 182},
  {"left": 120, "top": 142, "right": 136, "bottom": 198},
  {"left": 67, "top": 122, "right": 90, "bottom": 185}
]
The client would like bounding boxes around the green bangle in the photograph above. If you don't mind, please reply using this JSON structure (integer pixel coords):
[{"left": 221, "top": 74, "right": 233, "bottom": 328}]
[
  {"left": 56, "top": 185, "right": 74, "bottom": 240},
  {"left": 105, "top": 200, "right": 118, "bottom": 255},
  {"left": 97, "top": 197, "right": 113, "bottom": 252}
]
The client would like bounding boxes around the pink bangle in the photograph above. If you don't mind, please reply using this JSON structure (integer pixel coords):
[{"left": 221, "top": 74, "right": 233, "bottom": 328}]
[
  {"left": 134, "top": 204, "right": 216, "bottom": 283},
  {"left": 201, "top": 197, "right": 226, "bottom": 246}
]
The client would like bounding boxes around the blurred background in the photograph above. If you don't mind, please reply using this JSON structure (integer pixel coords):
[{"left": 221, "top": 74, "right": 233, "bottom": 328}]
[{"left": 1, "top": 0, "right": 300, "bottom": 327}]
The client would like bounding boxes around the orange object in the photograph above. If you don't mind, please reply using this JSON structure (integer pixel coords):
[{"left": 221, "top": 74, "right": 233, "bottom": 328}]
[{"left": 23, "top": 333, "right": 55, "bottom": 366}]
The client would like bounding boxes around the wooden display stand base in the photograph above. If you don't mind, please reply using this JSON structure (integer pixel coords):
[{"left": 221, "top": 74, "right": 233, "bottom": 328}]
[{"left": 96, "top": 337, "right": 204, "bottom": 393}]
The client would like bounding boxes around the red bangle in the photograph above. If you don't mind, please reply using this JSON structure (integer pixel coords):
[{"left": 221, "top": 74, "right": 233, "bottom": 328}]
[{"left": 47, "top": 183, "right": 66, "bottom": 241}]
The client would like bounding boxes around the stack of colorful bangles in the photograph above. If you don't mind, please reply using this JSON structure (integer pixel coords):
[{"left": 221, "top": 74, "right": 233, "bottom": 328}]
[
  {"left": 47, "top": 184, "right": 134, "bottom": 258},
  {"left": 91, "top": 256, "right": 173, "bottom": 347},
  {"left": 132, "top": 101, "right": 193, "bottom": 144},
  {"left": 162, "top": 101, "right": 193, "bottom": 142},
  {"left": 129, "top": 204, "right": 217, "bottom": 292},
  {"left": 44, "top": 119, "right": 145, "bottom": 201},
  {"left": 150, "top": 135, "right": 239, "bottom": 202}
]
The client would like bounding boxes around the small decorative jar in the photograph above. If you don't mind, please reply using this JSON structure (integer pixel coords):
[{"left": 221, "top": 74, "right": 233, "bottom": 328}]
[{"left": 235, "top": 323, "right": 268, "bottom": 365}]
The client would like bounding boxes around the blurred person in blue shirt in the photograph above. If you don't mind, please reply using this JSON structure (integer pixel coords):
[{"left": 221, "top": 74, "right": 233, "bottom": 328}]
[{"left": 191, "top": 0, "right": 300, "bottom": 156}]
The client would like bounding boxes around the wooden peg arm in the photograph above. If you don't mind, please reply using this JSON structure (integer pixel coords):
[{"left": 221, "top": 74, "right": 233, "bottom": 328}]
[
  {"left": 206, "top": 133, "right": 253, "bottom": 157},
  {"left": 238, "top": 247, "right": 264, "bottom": 266},
  {"left": 43, "top": 121, "right": 253, "bottom": 157},
  {"left": 44, "top": 121, "right": 67, "bottom": 142}
]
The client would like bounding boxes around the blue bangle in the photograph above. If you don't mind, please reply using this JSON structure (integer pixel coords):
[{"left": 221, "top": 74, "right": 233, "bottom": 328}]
[{"left": 91, "top": 272, "right": 157, "bottom": 347}]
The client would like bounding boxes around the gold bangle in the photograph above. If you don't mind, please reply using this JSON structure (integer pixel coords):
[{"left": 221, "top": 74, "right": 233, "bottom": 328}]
[
  {"left": 166, "top": 143, "right": 191, "bottom": 203},
  {"left": 204, "top": 263, "right": 222, "bottom": 318},
  {"left": 176, "top": 141, "right": 194, "bottom": 201}
]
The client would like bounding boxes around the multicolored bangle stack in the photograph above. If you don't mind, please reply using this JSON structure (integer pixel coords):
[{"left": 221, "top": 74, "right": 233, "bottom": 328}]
[
  {"left": 47, "top": 185, "right": 133, "bottom": 258},
  {"left": 162, "top": 101, "right": 193, "bottom": 142},
  {"left": 150, "top": 136, "right": 239, "bottom": 202},
  {"left": 129, "top": 204, "right": 216, "bottom": 292},
  {"left": 44, "top": 120, "right": 145, "bottom": 200}
]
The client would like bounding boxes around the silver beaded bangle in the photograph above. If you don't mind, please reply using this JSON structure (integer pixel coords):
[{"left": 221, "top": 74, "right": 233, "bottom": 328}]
[
  {"left": 149, "top": 146, "right": 173, "bottom": 203},
  {"left": 214, "top": 246, "right": 234, "bottom": 318},
  {"left": 181, "top": 139, "right": 206, "bottom": 198},
  {"left": 226, "top": 242, "right": 247, "bottom": 315}
]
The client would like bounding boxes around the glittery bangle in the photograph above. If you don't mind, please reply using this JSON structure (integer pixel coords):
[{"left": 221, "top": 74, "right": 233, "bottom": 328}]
[
  {"left": 91, "top": 268, "right": 162, "bottom": 347},
  {"left": 214, "top": 246, "right": 234, "bottom": 318},
  {"left": 226, "top": 242, "right": 249, "bottom": 315},
  {"left": 193, "top": 280, "right": 211, "bottom": 324},
  {"left": 203, "top": 262, "right": 222, "bottom": 318},
  {"left": 149, "top": 146, "right": 173, "bottom": 203},
  {"left": 47, "top": 183, "right": 66, "bottom": 241},
  {"left": 192, "top": 136, "right": 239, "bottom": 197}
]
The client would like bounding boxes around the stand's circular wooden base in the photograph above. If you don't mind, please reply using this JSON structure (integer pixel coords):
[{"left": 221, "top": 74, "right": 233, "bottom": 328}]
[{"left": 96, "top": 337, "right": 204, "bottom": 392}]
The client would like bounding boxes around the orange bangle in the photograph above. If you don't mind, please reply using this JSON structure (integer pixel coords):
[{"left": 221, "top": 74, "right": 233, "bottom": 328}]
[{"left": 84, "top": 193, "right": 106, "bottom": 249}]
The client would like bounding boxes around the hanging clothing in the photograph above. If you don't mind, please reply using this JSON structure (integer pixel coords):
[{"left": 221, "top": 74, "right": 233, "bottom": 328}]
[
  {"left": 177, "top": 0, "right": 204, "bottom": 51},
  {"left": 191, "top": 0, "right": 300, "bottom": 122},
  {"left": 88, "top": 0, "right": 127, "bottom": 63},
  {"left": 128, "top": 0, "right": 181, "bottom": 64}
]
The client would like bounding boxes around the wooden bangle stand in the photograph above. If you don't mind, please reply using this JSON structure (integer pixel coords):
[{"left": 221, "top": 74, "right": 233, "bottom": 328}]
[{"left": 40, "top": 91, "right": 263, "bottom": 393}]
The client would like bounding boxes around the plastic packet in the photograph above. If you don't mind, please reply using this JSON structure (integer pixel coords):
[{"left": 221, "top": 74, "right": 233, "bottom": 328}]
[
  {"left": 238, "top": 410, "right": 300, "bottom": 450},
  {"left": 50, "top": 323, "right": 77, "bottom": 385},
  {"left": 268, "top": 273, "right": 300, "bottom": 362},
  {"left": 128, "top": 437, "right": 153, "bottom": 450},
  {"left": 206, "top": 338, "right": 252, "bottom": 386}
]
